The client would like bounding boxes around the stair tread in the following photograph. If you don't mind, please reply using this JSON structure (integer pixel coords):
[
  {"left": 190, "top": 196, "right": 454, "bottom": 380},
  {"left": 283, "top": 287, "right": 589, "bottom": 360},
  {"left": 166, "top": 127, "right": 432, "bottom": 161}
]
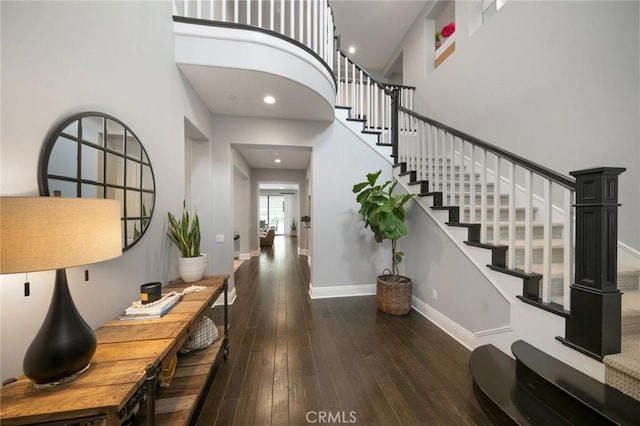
[
  {"left": 469, "top": 344, "right": 565, "bottom": 425},
  {"left": 513, "top": 340, "right": 640, "bottom": 424}
]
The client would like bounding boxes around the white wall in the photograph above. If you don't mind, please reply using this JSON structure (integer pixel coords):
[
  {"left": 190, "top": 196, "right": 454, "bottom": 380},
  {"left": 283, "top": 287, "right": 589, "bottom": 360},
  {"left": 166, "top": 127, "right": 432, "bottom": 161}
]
[
  {"left": 0, "top": 0, "right": 216, "bottom": 380},
  {"left": 402, "top": 198, "right": 511, "bottom": 334},
  {"left": 398, "top": 0, "right": 640, "bottom": 250},
  {"left": 311, "top": 120, "right": 393, "bottom": 289}
]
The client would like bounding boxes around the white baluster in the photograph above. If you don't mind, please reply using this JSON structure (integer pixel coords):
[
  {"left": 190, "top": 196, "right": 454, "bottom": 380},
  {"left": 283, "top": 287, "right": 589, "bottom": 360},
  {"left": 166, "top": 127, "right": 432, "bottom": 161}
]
[
  {"left": 351, "top": 62, "right": 355, "bottom": 115},
  {"left": 299, "top": 0, "right": 303, "bottom": 43},
  {"left": 306, "top": 3, "right": 313, "bottom": 49},
  {"left": 209, "top": 0, "right": 214, "bottom": 20},
  {"left": 313, "top": 0, "right": 318, "bottom": 52},
  {"left": 524, "top": 170, "right": 533, "bottom": 274},
  {"left": 320, "top": 0, "right": 325, "bottom": 59},
  {"left": 197, "top": 0, "right": 202, "bottom": 18},
  {"left": 563, "top": 188, "right": 574, "bottom": 309},
  {"left": 280, "top": 0, "right": 285, "bottom": 34},
  {"left": 480, "top": 149, "right": 487, "bottom": 243},
  {"left": 173, "top": 0, "right": 178, "bottom": 16},
  {"left": 374, "top": 86, "right": 379, "bottom": 131},
  {"left": 336, "top": 53, "right": 341, "bottom": 105},
  {"left": 409, "top": 118, "right": 415, "bottom": 179},
  {"left": 434, "top": 129, "right": 441, "bottom": 194},
  {"left": 542, "top": 178, "right": 553, "bottom": 303},
  {"left": 256, "top": 0, "right": 262, "bottom": 28},
  {"left": 457, "top": 137, "right": 464, "bottom": 208},
  {"left": 448, "top": 133, "right": 455, "bottom": 205},
  {"left": 493, "top": 155, "right": 501, "bottom": 244},
  {"left": 469, "top": 145, "right": 476, "bottom": 223},
  {"left": 508, "top": 162, "right": 516, "bottom": 269},
  {"left": 269, "top": 0, "right": 274, "bottom": 30},
  {"left": 366, "top": 77, "right": 371, "bottom": 128},
  {"left": 290, "top": 0, "right": 295, "bottom": 39},
  {"left": 234, "top": 0, "right": 239, "bottom": 23},
  {"left": 183, "top": 0, "right": 189, "bottom": 17},
  {"left": 359, "top": 70, "right": 363, "bottom": 119}
]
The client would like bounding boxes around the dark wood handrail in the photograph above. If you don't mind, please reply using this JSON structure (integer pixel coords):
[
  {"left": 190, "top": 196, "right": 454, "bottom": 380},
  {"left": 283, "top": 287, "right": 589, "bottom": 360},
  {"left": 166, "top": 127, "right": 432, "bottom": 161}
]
[{"left": 398, "top": 106, "right": 575, "bottom": 190}]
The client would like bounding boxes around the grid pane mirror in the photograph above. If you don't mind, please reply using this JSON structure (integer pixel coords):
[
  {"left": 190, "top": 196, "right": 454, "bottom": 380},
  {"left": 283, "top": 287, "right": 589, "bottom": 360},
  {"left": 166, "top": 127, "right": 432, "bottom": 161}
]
[{"left": 39, "top": 112, "right": 156, "bottom": 251}]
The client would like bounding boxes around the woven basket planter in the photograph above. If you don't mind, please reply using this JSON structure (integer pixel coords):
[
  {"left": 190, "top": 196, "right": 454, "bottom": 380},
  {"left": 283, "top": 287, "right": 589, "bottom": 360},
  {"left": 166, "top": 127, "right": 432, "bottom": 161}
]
[{"left": 376, "top": 274, "right": 412, "bottom": 315}]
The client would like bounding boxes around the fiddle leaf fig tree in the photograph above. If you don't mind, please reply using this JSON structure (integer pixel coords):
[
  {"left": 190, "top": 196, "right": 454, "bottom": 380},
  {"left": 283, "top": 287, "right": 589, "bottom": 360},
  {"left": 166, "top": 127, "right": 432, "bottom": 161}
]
[{"left": 353, "top": 170, "right": 414, "bottom": 278}]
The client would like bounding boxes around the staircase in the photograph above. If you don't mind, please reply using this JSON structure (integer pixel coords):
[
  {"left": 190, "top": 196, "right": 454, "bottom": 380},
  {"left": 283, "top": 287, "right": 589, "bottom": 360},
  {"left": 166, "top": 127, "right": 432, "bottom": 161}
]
[
  {"left": 333, "top": 65, "right": 640, "bottom": 406},
  {"left": 336, "top": 101, "right": 640, "bottom": 403}
]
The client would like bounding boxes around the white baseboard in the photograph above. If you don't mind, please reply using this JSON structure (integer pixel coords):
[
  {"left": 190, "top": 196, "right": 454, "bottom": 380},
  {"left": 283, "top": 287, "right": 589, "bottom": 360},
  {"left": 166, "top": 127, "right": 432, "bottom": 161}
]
[
  {"left": 411, "top": 296, "right": 475, "bottom": 351},
  {"left": 250, "top": 249, "right": 261, "bottom": 257},
  {"left": 239, "top": 252, "right": 251, "bottom": 260},
  {"left": 411, "top": 296, "right": 512, "bottom": 352},
  {"left": 213, "top": 286, "right": 237, "bottom": 306},
  {"left": 308, "top": 282, "right": 376, "bottom": 299}
]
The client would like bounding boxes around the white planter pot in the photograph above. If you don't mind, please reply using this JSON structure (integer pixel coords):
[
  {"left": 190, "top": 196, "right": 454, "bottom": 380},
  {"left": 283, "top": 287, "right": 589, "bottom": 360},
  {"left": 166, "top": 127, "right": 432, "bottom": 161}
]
[{"left": 178, "top": 253, "right": 207, "bottom": 283}]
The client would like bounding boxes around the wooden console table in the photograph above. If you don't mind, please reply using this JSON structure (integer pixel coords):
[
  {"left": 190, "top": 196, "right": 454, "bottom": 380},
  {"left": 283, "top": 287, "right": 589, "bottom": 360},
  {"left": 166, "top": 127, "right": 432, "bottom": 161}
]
[{"left": 0, "top": 275, "right": 229, "bottom": 425}]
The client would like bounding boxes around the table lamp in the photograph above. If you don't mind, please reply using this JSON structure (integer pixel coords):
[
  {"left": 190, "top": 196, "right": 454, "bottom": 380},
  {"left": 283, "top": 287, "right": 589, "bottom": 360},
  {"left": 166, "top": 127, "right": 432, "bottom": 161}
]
[{"left": 0, "top": 197, "right": 122, "bottom": 388}]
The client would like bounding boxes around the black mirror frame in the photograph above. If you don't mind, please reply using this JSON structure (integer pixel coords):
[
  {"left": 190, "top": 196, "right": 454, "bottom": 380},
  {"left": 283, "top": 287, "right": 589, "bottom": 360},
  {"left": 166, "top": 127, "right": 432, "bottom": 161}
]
[{"left": 38, "top": 111, "right": 156, "bottom": 251}]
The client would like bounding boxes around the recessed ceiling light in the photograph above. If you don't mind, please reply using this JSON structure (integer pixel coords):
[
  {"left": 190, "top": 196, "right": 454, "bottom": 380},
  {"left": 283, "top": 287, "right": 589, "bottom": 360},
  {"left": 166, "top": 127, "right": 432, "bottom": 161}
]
[
  {"left": 348, "top": 46, "right": 356, "bottom": 54},
  {"left": 274, "top": 158, "right": 281, "bottom": 163},
  {"left": 264, "top": 95, "right": 276, "bottom": 104}
]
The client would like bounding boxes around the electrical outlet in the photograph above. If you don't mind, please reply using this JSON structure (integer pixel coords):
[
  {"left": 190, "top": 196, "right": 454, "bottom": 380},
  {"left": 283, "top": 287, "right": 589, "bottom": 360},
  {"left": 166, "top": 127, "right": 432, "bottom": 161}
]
[
  {"left": 215, "top": 234, "right": 224, "bottom": 243},
  {"left": 433, "top": 290, "right": 438, "bottom": 300}
]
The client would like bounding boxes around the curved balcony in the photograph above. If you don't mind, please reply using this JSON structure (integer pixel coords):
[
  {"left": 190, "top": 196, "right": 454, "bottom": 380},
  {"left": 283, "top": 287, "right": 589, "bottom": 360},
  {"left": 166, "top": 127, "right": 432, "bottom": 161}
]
[{"left": 173, "top": 0, "right": 336, "bottom": 122}]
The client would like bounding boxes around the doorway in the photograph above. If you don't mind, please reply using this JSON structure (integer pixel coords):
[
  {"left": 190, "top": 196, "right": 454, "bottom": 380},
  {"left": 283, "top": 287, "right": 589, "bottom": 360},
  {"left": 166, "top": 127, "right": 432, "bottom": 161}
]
[{"left": 259, "top": 183, "right": 299, "bottom": 236}]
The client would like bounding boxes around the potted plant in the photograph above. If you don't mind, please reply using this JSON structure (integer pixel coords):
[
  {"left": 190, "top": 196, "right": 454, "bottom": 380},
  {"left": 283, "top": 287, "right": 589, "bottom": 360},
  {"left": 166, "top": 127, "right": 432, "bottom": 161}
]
[
  {"left": 353, "top": 170, "right": 414, "bottom": 315},
  {"left": 435, "top": 30, "right": 442, "bottom": 49},
  {"left": 290, "top": 219, "right": 298, "bottom": 237},
  {"left": 167, "top": 201, "right": 206, "bottom": 283}
]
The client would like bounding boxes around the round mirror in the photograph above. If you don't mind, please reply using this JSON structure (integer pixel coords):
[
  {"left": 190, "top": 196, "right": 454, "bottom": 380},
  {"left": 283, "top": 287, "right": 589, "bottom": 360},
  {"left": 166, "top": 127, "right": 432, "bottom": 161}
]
[{"left": 38, "top": 112, "right": 156, "bottom": 251}]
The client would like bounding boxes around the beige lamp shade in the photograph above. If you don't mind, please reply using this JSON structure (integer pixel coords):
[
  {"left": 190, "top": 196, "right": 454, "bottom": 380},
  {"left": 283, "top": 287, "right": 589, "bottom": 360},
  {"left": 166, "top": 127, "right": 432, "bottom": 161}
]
[{"left": 0, "top": 197, "right": 122, "bottom": 274}]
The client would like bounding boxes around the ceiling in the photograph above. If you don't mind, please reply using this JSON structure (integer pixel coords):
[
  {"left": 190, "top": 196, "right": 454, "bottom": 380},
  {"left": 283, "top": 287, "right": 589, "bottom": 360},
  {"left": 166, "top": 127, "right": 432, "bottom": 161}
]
[
  {"left": 331, "top": 0, "right": 428, "bottom": 73},
  {"left": 178, "top": 65, "right": 333, "bottom": 121},
  {"left": 233, "top": 145, "right": 312, "bottom": 170},
  {"left": 181, "top": 1, "right": 427, "bottom": 170}
]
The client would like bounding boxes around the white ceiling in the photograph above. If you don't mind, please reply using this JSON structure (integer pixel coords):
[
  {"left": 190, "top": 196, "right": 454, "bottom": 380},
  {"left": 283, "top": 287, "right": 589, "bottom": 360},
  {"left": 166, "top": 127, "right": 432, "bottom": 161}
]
[
  {"left": 233, "top": 144, "right": 312, "bottom": 170},
  {"left": 331, "top": 0, "right": 428, "bottom": 73},
  {"left": 179, "top": 65, "right": 333, "bottom": 121},
  {"left": 180, "top": 1, "right": 426, "bottom": 170}
]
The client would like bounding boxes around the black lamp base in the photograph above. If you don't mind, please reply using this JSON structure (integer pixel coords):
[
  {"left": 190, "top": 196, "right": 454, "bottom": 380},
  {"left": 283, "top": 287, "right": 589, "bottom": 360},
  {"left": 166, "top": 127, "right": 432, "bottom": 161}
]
[{"left": 23, "top": 269, "right": 97, "bottom": 387}]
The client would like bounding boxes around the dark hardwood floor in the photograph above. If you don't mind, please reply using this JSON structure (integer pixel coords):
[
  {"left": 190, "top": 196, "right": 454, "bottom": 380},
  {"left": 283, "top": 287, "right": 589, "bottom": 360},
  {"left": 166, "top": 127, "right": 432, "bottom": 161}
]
[{"left": 196, "top": 236, "right": 490, "bottom": 425}]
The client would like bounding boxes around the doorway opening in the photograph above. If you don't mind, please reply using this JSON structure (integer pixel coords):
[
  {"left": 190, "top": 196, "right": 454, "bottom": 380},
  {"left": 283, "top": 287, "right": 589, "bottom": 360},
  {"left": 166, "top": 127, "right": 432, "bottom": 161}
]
[{"left": 259, "top": 182, "right": 299, "bottom": 236}]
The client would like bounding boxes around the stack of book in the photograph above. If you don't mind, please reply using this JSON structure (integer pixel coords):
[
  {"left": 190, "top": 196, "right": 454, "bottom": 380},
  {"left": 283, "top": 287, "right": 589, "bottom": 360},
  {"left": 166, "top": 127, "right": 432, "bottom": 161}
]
[{"left": 118, "top": 292, "right": 182, "bottom": 321}]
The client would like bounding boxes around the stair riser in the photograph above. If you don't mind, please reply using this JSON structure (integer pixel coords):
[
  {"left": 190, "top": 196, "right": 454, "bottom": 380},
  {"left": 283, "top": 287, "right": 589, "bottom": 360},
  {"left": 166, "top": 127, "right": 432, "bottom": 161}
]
[
  {"left": 513, "top": 247, "right": 565, "bottom": 265},
  {"left": 544, "top": 272, "right": 640, "bottom": 306},
  {"left": 622, "top": 313, "right": 640, "bottom": 336},
  {"left": 453, "top": 194, "right": 510, "bottom": 207},
  {"left": 618, "top": 273, "right": 640, "bottom": 291},
  {"left": 464, "top": 209, "right": 532, "bottom": 222},
  {"left": 444, "top": 182, "right": 495, "bottom": 193},
  {"left": 486, "top": 225, "right": 564, "bottom": 241}
]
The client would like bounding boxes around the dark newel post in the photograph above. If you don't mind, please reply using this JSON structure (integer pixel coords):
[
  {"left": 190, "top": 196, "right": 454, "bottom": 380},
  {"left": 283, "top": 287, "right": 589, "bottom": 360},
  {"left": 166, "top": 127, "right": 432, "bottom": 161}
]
[
  {"left": 557, "top": 167, "right": 626, "bottom": 360},
  {"left": 391, "top": 88, "right": 399, "bottom": 164}
]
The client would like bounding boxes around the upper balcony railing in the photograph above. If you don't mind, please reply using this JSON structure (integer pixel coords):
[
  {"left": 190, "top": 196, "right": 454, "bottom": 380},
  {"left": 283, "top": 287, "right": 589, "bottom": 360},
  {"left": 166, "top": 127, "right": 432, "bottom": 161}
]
[
  {"left": 335, "top": 48, "right": 414, "bottom": 145},
  {"left": 173, "top": 0, "right": 335, "bottom": 71}
]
